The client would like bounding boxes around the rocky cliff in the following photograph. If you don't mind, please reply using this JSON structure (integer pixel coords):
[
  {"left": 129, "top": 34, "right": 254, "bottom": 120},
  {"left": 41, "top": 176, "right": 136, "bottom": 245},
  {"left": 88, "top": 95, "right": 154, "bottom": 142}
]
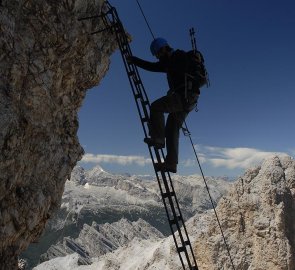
[
  {"left": 0, "top": 1, "right": 116, "bottom": 269},
  {"left": 194, "top": 155, "right": 295, "bottom": 269}
]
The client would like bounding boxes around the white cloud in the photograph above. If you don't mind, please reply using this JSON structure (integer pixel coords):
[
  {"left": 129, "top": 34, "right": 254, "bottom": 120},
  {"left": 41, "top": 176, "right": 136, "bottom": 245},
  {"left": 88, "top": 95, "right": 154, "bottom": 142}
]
[
  {"left": 185, "top": 145, "right": 289, "bottom": 170},
  {"left": 81, "top": 147, "right": 291, "bottom": 171},
  {"left": 81, "top": 153, "right": 152, "bottom": 166},
  {"left": 182, "top": 156, "right": 206, "bottom": 168}
]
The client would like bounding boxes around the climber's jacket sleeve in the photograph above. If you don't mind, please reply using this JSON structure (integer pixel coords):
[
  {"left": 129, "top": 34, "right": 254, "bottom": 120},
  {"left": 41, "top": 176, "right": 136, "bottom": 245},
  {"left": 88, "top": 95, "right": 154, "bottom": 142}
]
[
  {"left": 129, "top": 50, "right": 199, "bottom": 96},
  {"left": 128, "top": 56, "right": 166, "bottom": 72}
]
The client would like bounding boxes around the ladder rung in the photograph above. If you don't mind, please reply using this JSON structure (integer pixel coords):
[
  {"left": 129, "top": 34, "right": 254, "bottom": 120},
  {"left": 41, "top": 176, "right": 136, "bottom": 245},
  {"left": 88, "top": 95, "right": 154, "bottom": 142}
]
[
  {"left": 127, "top": 70, "right": 135, "bottom": 76},
  {"left": 169, "top": 219, "right": 176, "bottom": 225},
  {"left": 135, "top": 93, "right": 142, "bottom": 99},
  {"left": 101, "top": 4, "right": 198, "bottom": 269},
  {"left": 184, "top": 240, "right": 190, "bottom": 246},
  {"left": 142, "top": 100, "right": 149, "bottom": 106},
  {"left": 177, "top": 246, "right": 186, "bottom": 253},
  {"left": 162, "top": 191, "right": 175, "bottom": 198}
]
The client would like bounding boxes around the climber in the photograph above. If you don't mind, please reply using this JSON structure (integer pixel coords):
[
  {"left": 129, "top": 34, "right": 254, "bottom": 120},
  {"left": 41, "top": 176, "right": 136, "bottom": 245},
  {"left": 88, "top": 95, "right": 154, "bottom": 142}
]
[{"left": 127, "top": 38, "right": 200, "bottom": 173}]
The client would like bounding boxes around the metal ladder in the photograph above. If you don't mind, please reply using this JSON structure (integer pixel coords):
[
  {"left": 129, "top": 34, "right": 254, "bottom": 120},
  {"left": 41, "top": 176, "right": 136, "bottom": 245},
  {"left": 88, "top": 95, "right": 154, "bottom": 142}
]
[{"left": 80, "top": 2, "right": 199, "bottom": 269}]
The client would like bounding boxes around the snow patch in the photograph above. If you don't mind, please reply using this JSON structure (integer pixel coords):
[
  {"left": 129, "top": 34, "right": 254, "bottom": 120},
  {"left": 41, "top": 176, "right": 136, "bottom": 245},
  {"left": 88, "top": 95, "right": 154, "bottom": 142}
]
[{"left": 33, "top": 253, "right": 80, "bottom": 270}]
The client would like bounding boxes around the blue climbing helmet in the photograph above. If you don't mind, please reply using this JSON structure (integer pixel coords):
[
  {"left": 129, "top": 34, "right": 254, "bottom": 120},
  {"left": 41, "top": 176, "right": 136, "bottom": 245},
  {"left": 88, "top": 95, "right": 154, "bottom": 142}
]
[{"left": 150, "top": 38, "right": 169, "bottom": 56}]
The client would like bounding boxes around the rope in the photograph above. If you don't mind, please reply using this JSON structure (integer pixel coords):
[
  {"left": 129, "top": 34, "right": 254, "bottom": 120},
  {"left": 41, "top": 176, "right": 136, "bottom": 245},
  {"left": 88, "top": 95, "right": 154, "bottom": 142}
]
[
  {"left": 182, "top": 120, "right": 236, "bottom": 270},
  {"left": 136, "top": 0, "right": 155, "bottom": 39}
]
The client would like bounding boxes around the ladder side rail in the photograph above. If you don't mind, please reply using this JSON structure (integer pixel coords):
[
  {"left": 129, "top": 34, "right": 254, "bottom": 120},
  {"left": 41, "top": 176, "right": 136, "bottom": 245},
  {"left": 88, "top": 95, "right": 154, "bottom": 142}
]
[
  {"left": 112, "top": 24, "right": 152, "bottom": 139},
  {"left": 155, "top": 151, "right": 197, "bottom": 266},
  {"left": 153, "top": 153, "right": 195, "bottom": 257},
  {"left": 104, "top": 8, "right": 153, "bottom": 142},
  {"left": 147, "top": 146, "right": 185, "bottom": 240},
  {"left": 104, "top": 3, "right": 157, "bottom": 105},
  {"left": 111, "top": 22, "right": 172, "bottom": 186},
  {"left": 154, "top": 157, "right": 187, "bottom": 233},
  {"left": 175, "top": 209, "right": 198, "bottom": 265},
  {"left": 104, "top": 10, "right": 172, "bottom": 186},
  {"left": 112, "top": 23, "right": 179, "bottom": 210},
  {"left": 107, "top": 7, "right": 152, "bottom": 109},
  {"left": 117, "top": 30, "right": 194, "bottom": 265},
  {"left": 104, "top": 10, "right": 167, "bottom": 165},
  {"left": 166, "top": 174, "right": 196, "bottom": 239},
  {"left": 159, "top": 180, "right": 194, "bottom": 269},
  {"left": 110, "top": 21, "right": 175, "bottom": 188},
  {"left": 115, "top": 33, "right": 197, "bottom": 270},
  {"left": 165, "top": 180, "right": 198, "bottom": 267},
  {"left": 132, "top": 140, "right": 190, "bottom": 268},
  {"left": 114, "top": 35, "right": 150, "bottom": 138},
  {"left": 103, "top": 2, "right": 199, "bottom": 269},
  {"left": 117, "top": 30, "right": 198, "bottom": 270},
  {"left": 118, "top": 36, "right": 150, "bottom": 114}
]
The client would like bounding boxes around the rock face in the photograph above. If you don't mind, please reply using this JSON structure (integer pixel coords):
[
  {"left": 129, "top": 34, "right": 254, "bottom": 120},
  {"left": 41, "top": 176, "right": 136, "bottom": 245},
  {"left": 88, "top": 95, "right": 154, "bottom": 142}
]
[
  {"left": 194, "top": 155, "right": 295, "bottom": 270},
  {"left": 0, "top": 1, "right": 116, "bottom": 268}
]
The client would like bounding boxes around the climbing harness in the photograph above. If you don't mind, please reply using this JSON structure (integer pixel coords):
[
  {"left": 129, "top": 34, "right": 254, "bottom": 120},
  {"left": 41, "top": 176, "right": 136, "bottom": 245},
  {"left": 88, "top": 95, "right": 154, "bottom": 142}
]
[{"left": 79, "top": 2, "right": 199, "bottom": 269}]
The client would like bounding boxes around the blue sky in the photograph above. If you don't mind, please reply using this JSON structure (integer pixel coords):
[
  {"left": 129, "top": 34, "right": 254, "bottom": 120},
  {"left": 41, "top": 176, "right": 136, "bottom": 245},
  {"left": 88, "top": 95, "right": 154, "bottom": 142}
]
[{"left": 78, "top": 0, "right": 295, "bottom": 177}]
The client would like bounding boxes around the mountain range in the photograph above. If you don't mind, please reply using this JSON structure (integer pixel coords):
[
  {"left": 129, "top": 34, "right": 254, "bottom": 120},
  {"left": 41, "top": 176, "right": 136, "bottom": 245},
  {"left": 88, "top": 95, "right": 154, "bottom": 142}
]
[
  {"left": 22, "top": 165, "right": 232, "bottom": 269},
  {"left": 33, "top": 155, "right": 295, "bottom": 270}
]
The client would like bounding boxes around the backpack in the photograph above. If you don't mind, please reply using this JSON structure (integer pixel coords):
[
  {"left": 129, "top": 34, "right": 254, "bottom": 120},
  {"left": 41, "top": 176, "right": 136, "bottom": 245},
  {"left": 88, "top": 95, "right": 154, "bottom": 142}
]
[{"left": 185, "top": 50, "right": 209, "bottom": 89}]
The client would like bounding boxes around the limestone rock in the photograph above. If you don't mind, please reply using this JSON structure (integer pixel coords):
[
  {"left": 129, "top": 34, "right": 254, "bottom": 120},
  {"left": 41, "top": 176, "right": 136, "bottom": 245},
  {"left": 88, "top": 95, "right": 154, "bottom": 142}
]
[
  {"left": 0, "top": 1, "right": 117, "bottom": 269},
  {"left": 40, "top": 218, "right": 164, "bottom": 265},
  {"left": 194, "top": 155, "right": 295, "bottom": 270}
]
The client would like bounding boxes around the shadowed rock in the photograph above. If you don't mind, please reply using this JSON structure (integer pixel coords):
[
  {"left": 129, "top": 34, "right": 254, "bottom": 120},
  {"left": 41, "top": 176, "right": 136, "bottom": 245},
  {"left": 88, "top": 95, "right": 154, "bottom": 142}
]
[{"left": 0, "top": 1, "right": 117, "bottom": 269}]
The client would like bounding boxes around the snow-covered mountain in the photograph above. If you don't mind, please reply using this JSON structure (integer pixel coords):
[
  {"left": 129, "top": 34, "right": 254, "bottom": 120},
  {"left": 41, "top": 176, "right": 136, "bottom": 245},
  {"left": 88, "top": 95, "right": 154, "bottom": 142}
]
[
  {"left": 33, "top": 155, "right": 295, "bottom": 270},
  {"left": 32, "top": 212, "right": 205, "bottom": 270},
  {"left": 40, "top": 218, "right": 164, "bottom": 265},
  {"left": 33, "top": 215, "right": 200, "bottom": 270},
  {"left": 68, "top": 165, "right": 231, "bottom": 218},
  {"left": 49, "top": 165, "right": 231, "bottom": 236},
  {"left": 23, "top": 165, "right": 232, "bottom": 269}
]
